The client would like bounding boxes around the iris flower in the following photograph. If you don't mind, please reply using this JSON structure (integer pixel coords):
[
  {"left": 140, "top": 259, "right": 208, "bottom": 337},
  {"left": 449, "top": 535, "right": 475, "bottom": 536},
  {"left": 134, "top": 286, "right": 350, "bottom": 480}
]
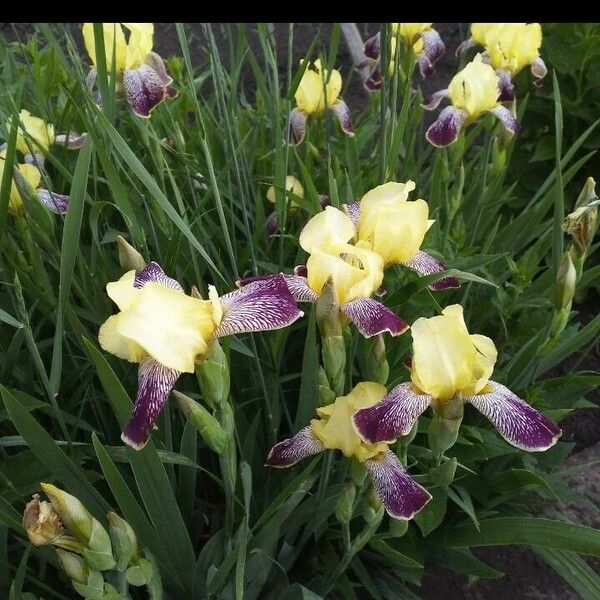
[
  {"left": 353, "top": 305, "right": 561, "bottom": 452},
  {"left": 289, "top": 59, "right": 353, "bottom": 145},
  {"left": 82, "top": 23, "right": 177, "bottom": 117},
  {"left": 424, "top": 54, "right": 519, "bottom": 148},
  {"left": 457, "top": 23, "right": 546, "bottom": 99},
  {"left": 266, "top": 382, "right": 431, "bottom": 520},
  {"left": 343, "top": 181, "right": 459, "bottom": 290},
  {"left": 239, "top": 206, "right": 408, "bottom": 338},
  {"left": 99, "top": 262, "right": 303, "bottom": 449},
  {"left": 363, "top": 23, "right": 445, "bottom": 89}
]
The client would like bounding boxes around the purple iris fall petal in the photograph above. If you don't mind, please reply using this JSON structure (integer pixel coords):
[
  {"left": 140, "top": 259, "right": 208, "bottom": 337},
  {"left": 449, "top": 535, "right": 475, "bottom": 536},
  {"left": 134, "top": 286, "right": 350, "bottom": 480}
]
[
  {"left": 353, "top": 382, "right": 432, "bottom": 444},
  {"left": 364, "top": 450, "right": 432, "bottom": 520},
  {"left": 497, "top": 70, "right": 515, "bottom": 102},
  {"left": 489, "top": 105, "right": 519, "bottom": 136},
  {"left": 289, "top": 108, "right": 308, "bottom": 145},
  {"left": 123, "top": 63, "right": 168, "bottom": 118},
  {"left": 265, "top": 211, "right": 279, "bottom": 236},
  {"left": 364, "top": 63, "right": 383, "bottom": 91},
  {"left": 134, "top": 261, "right": 184, "bottom": 292},
  {"left": 363, "top": 31, "right": 381, "bottom": 60},
  {"left": 400, "top": 251, "right": 461, "bottom": 291},
  {"left": 418, "top": 29, "right": 445, "bottom": 78},
  {"left": 329, "top": 101, "right": 354, "bottom": 137},
  {"left": 37, "top": 189, "right": 70, "bottom": 215},
  {"left": 422, "top": 89, "right": 449, "bottom": 111},
  {"left": 466, "top": 381, "right": 562, "bottom": 451},
  {"left": 340, "top": 298, "right": 409, "bottom": 338},
  {"left": 293, "top": 265, "right": 308, "bottom": 278},
  {"left": 425, "top": 106, "right": 468, "bottom": 147},
  {"left": 237, "top": 273, "right": 317, "bottom": 304},
  {"left": 455, "top": 37, "right": 476, "bottom": 58},
  {"left": 265, "top": 425, "right": 325, "bottom": 467},
  {"left": 121, "top": 356, "right": 180, "bottom": 450},
  {"left": 54, "top": 133, "right": 88, "bottom": 150},
  {"left": 531, "top": 56, "right": 547, "bottom": 87},
  {"left": 215, "top": 274, "right": 303, "bottom": 337}
]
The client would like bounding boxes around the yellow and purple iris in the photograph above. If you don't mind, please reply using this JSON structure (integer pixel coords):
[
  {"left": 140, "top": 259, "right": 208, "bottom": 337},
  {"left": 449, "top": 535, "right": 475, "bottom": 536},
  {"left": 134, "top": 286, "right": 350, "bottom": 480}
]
[
  {"left": 266, "top": 381, "right": 431, "bottom": 520},
  {"left": 99, "top": 261, "right": 303, "bottom": 448},
  {"left": 343, "top": 181, "right": 459, "bottom": 290},
  {"left": 289, "top": 59, "right": 353, "bottom": 145},
  {"left": 363, "top": 22, "right": 445, "bottom": 90},
  {"left": 353, "top": 304, "right": 561, "bottom": 452},
  {"left": 82, "top": 23, "right": 177, "bottom": 117},
  {"left": 239, "top": 205, "right": 409, "bottom": 338},
  {"left": 457, "top": 23, "right": 546, "bottom": 100},
  {"left": 424, "top": 54, "right": 519, "bottom": 147}
]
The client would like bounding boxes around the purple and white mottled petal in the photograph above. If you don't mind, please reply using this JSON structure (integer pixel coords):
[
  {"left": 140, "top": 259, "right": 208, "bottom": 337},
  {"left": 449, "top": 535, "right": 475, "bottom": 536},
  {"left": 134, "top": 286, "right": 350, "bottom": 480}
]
[
  {"left": 145, "top": 51, "right": 174, "bottom": 87},
  {"left": 329, "top": 101, "right": 354, "bottom": 137},
  {"left": 488, "top": 105, "right": 519, "bottom": 136},
  {"left": 343, "top": 201, "right": 361, "bottom": 227},
  {"left": 363, "top": 31, "right": 381, "bottom": 60},
  {"left": 466, "top": 381, "right": 562, "bottom": 451},
  {"left": 417, "top": 54, "right": 435, "bottom": 79},
  {"left": 425, "top": 107, "right": 468, "bottom": 148},
  {"left": 318, "top": 194, "right": 330, "bottom": 208},
  {"left": 134, "top": 261, "right": 184, "bottom": 292},
  {"left": 400, "top": 251, "right": 460, "bottom": 291},
  {"left": 121, "top": 356, "right": 180, "bottom": 450},
  {"left": 364, "top": 63, "right": 382, "bottom": 91},
  {"left": 531, "top": 56, "right": 547, "bottom": 87},
  {"left": 23, "top": 154, "right": 45, "bottom": 170},
  {"left": 364, "top": 451, "right": 432, "bottom": 520},
  {"left": 422, "top": 88, "right": 449, "bottom": 111},
  {"left": 37, "top": 189, "right": 70, "bottom": 215},
  {"left": 265, "top": 211, "right": 278, "bottom": 236},
  {"left": 237, "top": 272, "right": 317, "bottom": 303},
  {"left": 0, "top": 143, "right": 6, "bottom": 153},
  {"left": 289, "top": 108, "right": 308, "bottom": 145},
  {"left": 455, "top": 37, "right": 476, "bottom": 58},
  {"left": 353, "top": 382, "right": 432, "bottom": 443},
  {"left": 417, "top": 29, "right": 445, "bottom": 78},
  {"left": 293, "top": 265, "right": 308, "bottom": 278},
  {"left": 340, "top": 298, "right": 409, "bottom": 338},
  {"left": 54, "top": 133, "right": 88, "bottom": 150},
  {"left": 496, "top": 70, "right": 515, "bottom": 102},
  {"left": 215, "top": 274, "right": 304, "bottom": 337},
  {"left": 265, "top": 425, "right": 325, "bottom": 468},
  {"left": 374, "top": 284, "right": 386, "bottom": 297},
  {"left": 123, "top": 64, "right": 167, "bottom": 118}
]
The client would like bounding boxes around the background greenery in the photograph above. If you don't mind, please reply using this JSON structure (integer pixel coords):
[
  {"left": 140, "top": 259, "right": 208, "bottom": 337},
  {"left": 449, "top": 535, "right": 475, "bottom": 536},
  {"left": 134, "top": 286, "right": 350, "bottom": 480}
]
[{"left": 0, "top": 23, "right": 599, "bottom": 599}]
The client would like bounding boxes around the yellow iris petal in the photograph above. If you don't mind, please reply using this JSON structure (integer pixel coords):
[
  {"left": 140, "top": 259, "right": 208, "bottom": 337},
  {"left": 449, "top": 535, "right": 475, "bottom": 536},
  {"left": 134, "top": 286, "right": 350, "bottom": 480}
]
[
  {"left": 470, "top": 23, "right": 505, "bottom": 45},
  {"left": 295, "top": 59, "right": 342, "bottom": 115},
  {"left": 0, "top": 151, "right": 42, "bottom": 215},
  {"left": 357, "top": 181, "right": 429, "bottom": 264},
  {"left": 299, "top": 206, "right": 356, "bottom": 255},
  {"left": 393, "top": 22, "right": 432, "bottom": 47},
  {"left": 106, "top": 270, "right": 138, "bottom": 311},
  {"left": 311, "top": 382, "right": 389, "bottom": 461},
  {"left": 82, "top": 23, "right": 128, "bottom": 72},
  {"left": 410, "top": 304, "right": 497, "bottom": 401},
  {"left": 122, "top": 23, "right": 154, "bottom": 69},
  {"left": 484, "top": 23, "right": 542, "bottom": 75},
  {"left": 448, "top": 55, "right": 500, "bottom": 119},
  {"left": 10, "top": 110, "right": 55, "bottom": 154},
  {"left": 266, "top": 175, "right": 304, "bottom": 208}
]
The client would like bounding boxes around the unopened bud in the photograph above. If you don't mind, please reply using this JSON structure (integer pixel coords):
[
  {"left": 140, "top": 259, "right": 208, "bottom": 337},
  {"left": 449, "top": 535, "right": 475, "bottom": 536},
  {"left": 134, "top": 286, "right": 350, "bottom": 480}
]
[
  {"left": 197, "top": 340, "right": 230, "bottom": 406},
  {"left": 56, "top": 549, "right": 89, "bottom": 585},
  {"left": 108, "top": 512, "right": 139, "bottom": 571},
  {"left": 126, "top": 558, "right": 154, "bottom": 587},
  {"left": 389, "top": 518, "right": 408, "bottom": 537},
  {"left": 321, "top": 335, "right": 346, "bottom": 397},
  {"left": 174, "top": 390, "right": 229, "bottom": 453},
  {"left": 23, "top": 494, "right": 63, "bottom": 546},
  {"left": 564, "top": 177, "right": 598, "bottom": 255},
  {"left": 317, "top": 366, "right": 336, "bottom": 406},
  {"left": 116, "top": 236, "right": 146, "bottom": 273},
  {"left": 428, "top": 456, "right": 458, "bottom": 486},
  {"left": 555, "top": 251, "right": 577, "bottom": 310},
  {"left": 428, "top": 396, "right": 464, "bottom": 460},
  {"left": 316, "top": 277, "right": 341, "bottom": 337},
  {"left": 335, "top": 482, "right": 356, "bottom": 524},
  {"left": 362, "top": 334, "right": 389, "bottom": 384}
]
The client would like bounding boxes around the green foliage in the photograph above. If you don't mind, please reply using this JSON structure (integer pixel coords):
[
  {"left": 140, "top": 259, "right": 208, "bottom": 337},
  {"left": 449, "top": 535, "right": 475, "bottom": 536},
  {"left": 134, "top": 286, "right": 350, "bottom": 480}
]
[{"left": 0, "top": 22, "right": 598, "bottom": 599}]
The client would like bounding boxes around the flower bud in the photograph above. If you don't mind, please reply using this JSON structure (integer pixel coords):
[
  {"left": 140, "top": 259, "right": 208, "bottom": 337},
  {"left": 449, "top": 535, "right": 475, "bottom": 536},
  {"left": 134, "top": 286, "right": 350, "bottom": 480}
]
[
  {"left": 321, "top": 335, "right": 346, "bottom": 397},
  {"left": 116, "top": 235, "right": 146, "bottom": 273},
  {"left": 196, "top": 340, "right": 230, "bottom": 407},
  {"left": 316, "top": 277, "right": 342, "bottom": 337},
  {"left": 362, "top": 334, "right": 389, "bottom": 385},
  {"left": 317, "top": 366, "right": 336, "bottom": 406},
  {"left": 107, "top": 512, "right": 139, "bottom": 571},
  {"left": 55, "top": 549, "right": 89, "bottom": 585},
  {"left": 335, "top": 482, "right": 356, "bottom": 524},
  {"left": 564, "top": 177, "right": 598, "bottom": 256},
  {"left": 428, "top": 456, "right": 458, "bottom": 486},
  {"left": 126, "top": 558, "right": 155, "bottom": 587},
  {"left": 174, "top": 390, "right": 229, "bottom": 454},
  {"left": 23, "top": 494, "right": 63, "bottom": 546},
  {"left": 555, "top": 250, "right": 577, "bottom": 310},
  {"left": 428, "top": 396, "right": 464, "bottom": 460}
]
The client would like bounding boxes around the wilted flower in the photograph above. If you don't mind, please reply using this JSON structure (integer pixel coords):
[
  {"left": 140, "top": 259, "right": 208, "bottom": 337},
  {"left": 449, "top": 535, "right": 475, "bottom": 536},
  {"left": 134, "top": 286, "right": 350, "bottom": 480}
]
[
  {"left": 457, "top": 23, "right": 546, "bottom": 99},
  {"left": 289, "top": 59, "right": 353, "bottom": 145},
  {"left": 354, "top": 304, "right": 562, "bottom": 452},
  {"left": 239, "top": 206, "right": 408, "bottom": 338},
  {"left": 424, "top": 54, "right": 519, "bottom": 147},
  {"left": 82, "top": 23, "right": 177, "bottom": 117},
  {"left": 99, "top": 261, "right": 303, "bottom": 448},
  {"left": 266, "top": 381, "right": 431, "bottom": 520},
  {"left": 344, "top": 181, "right": 459, "bottom": 290},
  {"left": 23, "top": 494, "right": 63, "bottom": 546}
]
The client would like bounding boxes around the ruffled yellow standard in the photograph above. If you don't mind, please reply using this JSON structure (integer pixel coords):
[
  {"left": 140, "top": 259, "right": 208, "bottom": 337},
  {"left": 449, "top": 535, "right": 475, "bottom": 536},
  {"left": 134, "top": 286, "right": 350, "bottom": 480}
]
[{"left": 289, "top": 59, "right": 354, "bottom": 144}]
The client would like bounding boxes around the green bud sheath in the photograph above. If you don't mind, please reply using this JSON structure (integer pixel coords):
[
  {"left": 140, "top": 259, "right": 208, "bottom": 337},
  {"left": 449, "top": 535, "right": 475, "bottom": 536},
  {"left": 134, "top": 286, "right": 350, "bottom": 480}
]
[
  {"left": 321, "top": 335, "right": 346, "bottom": 397},
  {"left": 335, "top": 482, "right": 356, "bottom": 524},
  {"left": 55, "top": 548, "right": 89, "bottom": 584},
  {"left": 108, "top": 512, "right": 138, "bottom": 571},
  {"left": 116, "top": 235, "right": 146, "bottom": 273},
  {"left": 197, "top": 340, "right": 230, "bottom": 407},
  {"left": 428, "top": 396, "right": 464, "bottom": 461}
]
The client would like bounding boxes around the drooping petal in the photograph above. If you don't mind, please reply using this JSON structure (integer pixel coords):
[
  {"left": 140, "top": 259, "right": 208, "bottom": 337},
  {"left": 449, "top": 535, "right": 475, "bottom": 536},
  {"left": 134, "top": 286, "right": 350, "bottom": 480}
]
[
  {"left": 121, "top": 356, "right": 180, "bottom": 450},
  {"left": 265, "top": 211, "right": 278, "bottom": 236},
  {"left": 37, "top": 189, "right": 70, "bottom": 215},
  {"left": 215, "top": 275, "right": 303, "bottom": 338},
  {"left": 417, "top": 29, "right": 445, "bottom": 77},
  {"left": 497, "top": 70, "right": 515, "bottom": 102},
  {"left": 425, "top": 107, "right": 468, "bottom": 148},
  {"left": 531, "top": 56, "right": 547, "bottom": 87},
  {"left": 265, "top": 425, "right": 325, "bottom": 468},
  {"left": 329, "top": 100, "right": 354, "bottom": 137},
  {"left": 488, "top": 105, "right": 519, "bottom": 136},
  {"left": 294, "top": 265, "right": 308, "bottom": 278},
  {"left": 340, "top": 298, "right": 408, "bottom": 338},
  {"left": 54, "top": 133, "right": 88, "bottom": 150},
  {"left": 466, "top": 381, "right": 561, "bottom": 451},
  {"left": 363, "top": 31, "right": 381, "bottom": 60},
  {"left": 288, "top": 108, "right": 308, "bottom": 145},
  {"left": 134, "top": 261, "right": 184, "bottom": 292},
  {"left": 364, "top": 450, "right": 432, "bottom": 520},
  {"left": 343, "top": 201, "right": 361, "bottom": 227},
  {"left": 400, "top": 250, "right": 460, "bottom": 291},
  {"left": 455, "top": 37, "right": 476, "bottom": 58},
  {"left": 123, "top": 64, "right": 167, "bottom": 118},
  {"left": 353, "top": 382, "right": 432, "bottom": 443},
  {"left": 421, "top": 88, "right": 449, "bottom": 111},
  {"left": 364, "top": 63, "right": 382, "bottom": 91},
  {"left": 23, "top": 153, "right": 45, "bottom": 171},
  {"left": 145, "top": 52, "right": 175, "bottom": 88},
  {"left": 236, "top": 273, "right": 318, "bottom": 304}
]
